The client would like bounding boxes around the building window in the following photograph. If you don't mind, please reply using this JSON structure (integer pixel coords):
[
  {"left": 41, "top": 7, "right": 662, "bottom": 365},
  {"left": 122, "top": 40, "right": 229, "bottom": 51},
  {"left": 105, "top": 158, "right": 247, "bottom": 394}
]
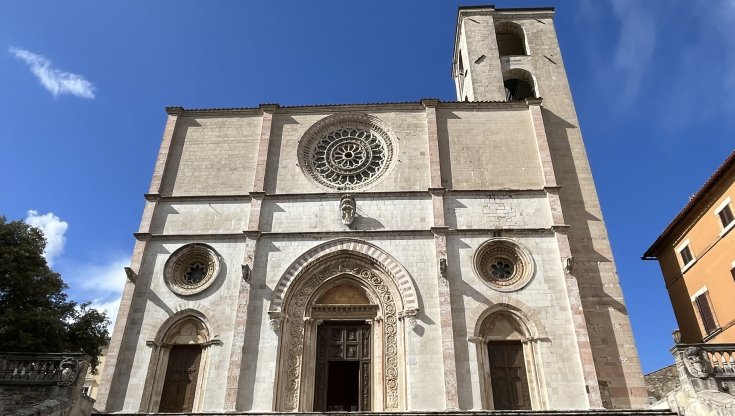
[
  {"left": 82, "top": 386, "right": 90, "bottom": 395},
  {"left": 693, "top": 291, "right": 718, "bottom": 336},
  {"left": 678, "top": 244, "right": 694, "bottom": 268},
  {"left": 717, "top": 203, "right": 734, "bottom": 228}
]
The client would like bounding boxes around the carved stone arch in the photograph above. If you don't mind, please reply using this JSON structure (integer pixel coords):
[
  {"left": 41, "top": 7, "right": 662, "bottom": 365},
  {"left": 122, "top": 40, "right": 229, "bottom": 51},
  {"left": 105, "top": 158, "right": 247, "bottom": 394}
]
[
  {"left": 502, "top": 68, "right": 539, "bottom": 100},
  {"left": 273, "top": 242, "right": 414, "bottom": 412},
  {"left": 270, "top": 238, "right": 419, "bottom": 313},
  {"left": 469, "top": 296, "right": 547, "bottom": 340},
  {"left": 141, "top": 309, "right": 217, "bottom": 412},
  {"left": 469, "top": 297, "right": 548, "bottom": 410},
  {"left": 495, "top": 20, "right": 529, "bottom": 55}
]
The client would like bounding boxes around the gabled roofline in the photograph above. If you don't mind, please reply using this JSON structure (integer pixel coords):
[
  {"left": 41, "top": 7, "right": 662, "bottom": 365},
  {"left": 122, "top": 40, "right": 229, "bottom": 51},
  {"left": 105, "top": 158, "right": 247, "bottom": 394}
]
[{"left": 643, "top": 149, "right": 735, "bottom": 259}]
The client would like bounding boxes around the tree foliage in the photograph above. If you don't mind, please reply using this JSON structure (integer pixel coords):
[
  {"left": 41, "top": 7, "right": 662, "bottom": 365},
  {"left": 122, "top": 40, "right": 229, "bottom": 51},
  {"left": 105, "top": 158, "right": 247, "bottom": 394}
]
[{"left": 0, "top": 216, "right": 109, "bottom": 372}]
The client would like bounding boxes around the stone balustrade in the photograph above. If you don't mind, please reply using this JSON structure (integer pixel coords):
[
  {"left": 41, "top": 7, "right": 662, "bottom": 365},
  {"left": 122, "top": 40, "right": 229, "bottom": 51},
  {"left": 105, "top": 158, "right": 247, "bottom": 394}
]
[{"left": 0, "top": 353, "right": 87, "bottom": 386}]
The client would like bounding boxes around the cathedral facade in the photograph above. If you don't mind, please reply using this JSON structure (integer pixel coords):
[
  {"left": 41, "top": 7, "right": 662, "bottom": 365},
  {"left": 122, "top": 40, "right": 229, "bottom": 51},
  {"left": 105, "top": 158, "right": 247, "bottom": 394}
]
[{"left": 97, "top": 6, "right": 648, "bottom": 412}]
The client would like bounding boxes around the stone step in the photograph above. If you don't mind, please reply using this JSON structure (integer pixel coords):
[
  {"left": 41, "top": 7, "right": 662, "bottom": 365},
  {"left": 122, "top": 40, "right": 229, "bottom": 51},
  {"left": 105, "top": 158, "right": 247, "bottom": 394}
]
[{"left": 94, "top": 411, "right": 677, "bottom": 416}]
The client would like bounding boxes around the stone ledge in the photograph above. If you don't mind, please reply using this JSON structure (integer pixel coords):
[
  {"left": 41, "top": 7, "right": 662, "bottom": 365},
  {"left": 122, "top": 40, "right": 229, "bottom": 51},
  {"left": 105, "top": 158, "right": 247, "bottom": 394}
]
[{"left": 94, "top": 410, "right": 677, "bottom": 416}]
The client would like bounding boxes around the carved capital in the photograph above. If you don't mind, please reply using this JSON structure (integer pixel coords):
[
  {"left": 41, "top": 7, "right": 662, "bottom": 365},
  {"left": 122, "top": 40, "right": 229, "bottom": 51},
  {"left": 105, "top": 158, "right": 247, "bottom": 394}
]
[
  {"left": 399, "top": 308, "right": 420, "bottom": 328},
  {"left": 268, "top": 311, "right": 285, "bottom": 331}
]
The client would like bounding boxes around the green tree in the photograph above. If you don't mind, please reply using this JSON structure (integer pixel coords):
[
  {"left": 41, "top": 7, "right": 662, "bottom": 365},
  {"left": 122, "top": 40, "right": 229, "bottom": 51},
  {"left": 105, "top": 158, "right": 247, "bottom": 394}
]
[{"left": 0, "top": 216, "right": 109, "bottom": 372}]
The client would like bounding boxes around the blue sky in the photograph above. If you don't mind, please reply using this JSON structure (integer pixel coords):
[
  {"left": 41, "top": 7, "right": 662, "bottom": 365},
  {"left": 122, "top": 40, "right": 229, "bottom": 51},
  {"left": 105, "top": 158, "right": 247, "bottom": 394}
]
[{"left": 1, "top": 0, "right": 733, "bottom": 374}]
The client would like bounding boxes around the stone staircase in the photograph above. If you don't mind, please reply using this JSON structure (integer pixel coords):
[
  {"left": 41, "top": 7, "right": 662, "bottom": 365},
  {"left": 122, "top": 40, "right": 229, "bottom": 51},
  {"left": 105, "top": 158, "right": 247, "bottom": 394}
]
[{"left": 94, "top": 411, "right": 677, "bottom": 416}]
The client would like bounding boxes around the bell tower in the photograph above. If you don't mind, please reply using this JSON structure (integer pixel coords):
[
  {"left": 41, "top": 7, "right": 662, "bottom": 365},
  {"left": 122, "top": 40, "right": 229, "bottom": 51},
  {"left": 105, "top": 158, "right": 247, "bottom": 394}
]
[{"left": 453, "top": 5, "right": 650, "bottom": 409}]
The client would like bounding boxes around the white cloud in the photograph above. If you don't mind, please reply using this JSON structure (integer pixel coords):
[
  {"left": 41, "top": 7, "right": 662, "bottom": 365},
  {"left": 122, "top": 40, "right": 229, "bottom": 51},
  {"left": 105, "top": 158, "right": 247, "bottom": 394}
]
[
  {"left": 71, "top": 256, "right": 129, "bottom": 331},
  {"left": 24, "top": 210, "right": 68, "bottom": 266},
  {"left": 9, "top": 47, "right": 95, "bottom": 99}
]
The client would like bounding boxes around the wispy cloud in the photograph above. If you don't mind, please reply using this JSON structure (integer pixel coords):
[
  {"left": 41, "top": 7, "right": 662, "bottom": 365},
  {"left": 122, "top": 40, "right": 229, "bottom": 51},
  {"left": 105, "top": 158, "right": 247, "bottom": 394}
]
[
  {"left": 24, "top": 210, "right": 68, "bottom": 266},
  {"left": 9, "top": 47, "right": 95, "bottom": 99},
  {"left": 72, "top": 257, "right": 128, "bottom": 331}
]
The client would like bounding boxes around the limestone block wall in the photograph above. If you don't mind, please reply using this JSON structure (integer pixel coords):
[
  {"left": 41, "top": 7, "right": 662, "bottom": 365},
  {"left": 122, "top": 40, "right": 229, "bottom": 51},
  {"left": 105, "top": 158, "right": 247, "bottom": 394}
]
[
  {"left": 149, "top": 199, "right": 250, "bottom": 235},
  {"left": 449, "top": 234, "right": 588, "bottom": 409},
  {"left": 437, "top": 108, "right": 543, "bottom": 190},
  {"left": 106, "top": 239, "right": 245, "bottom": 411},
  {"left": 159, "top": 115, "right": 262, "bottom": 196},
  {"left": 101, "top": 100, "right": 601, "bottom": 412}
]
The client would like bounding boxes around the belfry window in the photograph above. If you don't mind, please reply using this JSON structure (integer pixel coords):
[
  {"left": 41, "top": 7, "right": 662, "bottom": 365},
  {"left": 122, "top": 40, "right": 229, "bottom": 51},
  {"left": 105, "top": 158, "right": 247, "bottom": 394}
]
[
  {"left": 495, "top": 21, "right": 527, "bottom": 56},
  {"left": 503, "top": 69, "right": 537, "bottom": 101}
]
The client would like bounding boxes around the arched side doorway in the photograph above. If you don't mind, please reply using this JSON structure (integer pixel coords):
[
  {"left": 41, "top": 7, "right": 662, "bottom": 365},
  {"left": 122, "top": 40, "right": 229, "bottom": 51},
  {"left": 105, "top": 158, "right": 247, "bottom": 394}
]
[
  {"left": 140, "top": 312, "right": 215, "bottom": 413},
  {"left": 470, "top": 302, "right": 548, "bottom": 410},
  {"left": 271, "top": 242, "right": 419, "bottom": 412}
]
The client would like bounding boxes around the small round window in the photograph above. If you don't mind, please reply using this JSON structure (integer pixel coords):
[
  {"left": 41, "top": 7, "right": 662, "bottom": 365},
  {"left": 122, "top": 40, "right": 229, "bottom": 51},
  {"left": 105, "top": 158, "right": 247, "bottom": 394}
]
[
  {"left": 164, "top": 244, "right": 221, "bottom": 296},
  {"left": 473, "top": 238, "right": 534, "bottom": 292}
]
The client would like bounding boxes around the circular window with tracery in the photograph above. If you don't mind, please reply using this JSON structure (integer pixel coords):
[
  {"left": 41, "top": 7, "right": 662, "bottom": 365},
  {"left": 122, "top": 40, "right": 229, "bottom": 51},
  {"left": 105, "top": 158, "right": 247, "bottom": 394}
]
[
  {"left": 298, "top": 113, "right": 397, "bottom": 190},
  {"left": 164, "top": 244, "right": 221, "bottom": 296},
  {"left": 473, "top": 238, "right": 534, "bottom": 292}
]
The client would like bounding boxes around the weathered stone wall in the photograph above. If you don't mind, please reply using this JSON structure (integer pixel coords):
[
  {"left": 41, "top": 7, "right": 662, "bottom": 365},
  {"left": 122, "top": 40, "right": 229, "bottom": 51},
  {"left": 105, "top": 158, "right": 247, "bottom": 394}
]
[{"left": 644, "top": 364, "right": 678, "bottom": 402}]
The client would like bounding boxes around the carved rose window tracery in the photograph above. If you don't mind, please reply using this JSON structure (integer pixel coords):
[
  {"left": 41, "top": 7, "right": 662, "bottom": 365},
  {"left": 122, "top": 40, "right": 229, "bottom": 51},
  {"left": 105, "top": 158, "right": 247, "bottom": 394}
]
[
  {"left": 298, "top": 114, "right": 397, "bottom": 191},
  {"left": 164, "top": 244, "right": 221, "bottom": 296},
  {"left": 474, "top": 239, "right": 534, "bottom": 292}
]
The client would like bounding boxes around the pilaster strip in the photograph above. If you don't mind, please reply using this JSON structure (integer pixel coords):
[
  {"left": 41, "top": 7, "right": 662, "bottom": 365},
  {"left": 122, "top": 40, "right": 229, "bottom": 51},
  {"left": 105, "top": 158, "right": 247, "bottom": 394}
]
[
  {"left": 529, "top": 100, "right": 603, "bottom": 408},
  {"left": 434, "top": 232, "right": 459, "bottom": 409},
  {"left": 224, "top": 235, "right": 257, "bottom": 410},
  {"left": 252, "top": 104, "right": 278, "bottom": 193},
  {"left": 148, "top": 108, "right": 181, "bottom": 194},
  {"left": 224, "top": 104, "right": 277, "bottom": 409},
  {"left": 97, "top": 109, "right": 181, "bottom": 410},
  {"left": 422, "top": 99, "right": 442, "bottom": 188}
]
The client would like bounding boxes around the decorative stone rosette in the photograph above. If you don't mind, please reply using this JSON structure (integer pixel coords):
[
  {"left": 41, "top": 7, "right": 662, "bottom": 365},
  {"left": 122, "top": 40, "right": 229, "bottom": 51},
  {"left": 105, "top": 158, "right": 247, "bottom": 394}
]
[
  {"left": 473, "top": 238, "right": 534, "bottom": 292},
  {"left": 298, "top": 113, "right": 397, "bottom": 191},
  {"left": 164, "top": 244, "right": 221, "bottom": 296}
]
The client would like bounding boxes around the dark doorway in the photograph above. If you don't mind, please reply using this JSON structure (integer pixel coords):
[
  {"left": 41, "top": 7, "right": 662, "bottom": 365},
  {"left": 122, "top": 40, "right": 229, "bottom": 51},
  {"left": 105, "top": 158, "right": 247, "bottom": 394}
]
[
  {"left": 314, "top": 323, "right": 370, "bottom": 411},
  {"left": 159, "top": 345, "right": 201, "bottom": 412},
  {"left": 488, "top": 341, "right": 531, "bottom": 410},
  {"left": 327, "top": 361, "right": 360, "bottom": 411}
]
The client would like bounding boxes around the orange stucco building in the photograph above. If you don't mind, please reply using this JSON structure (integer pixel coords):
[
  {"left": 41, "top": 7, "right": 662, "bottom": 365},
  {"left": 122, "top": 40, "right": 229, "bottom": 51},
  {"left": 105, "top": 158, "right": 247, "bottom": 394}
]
[{"left": 644, "top": 150, "right": 735, "bottom": 344}]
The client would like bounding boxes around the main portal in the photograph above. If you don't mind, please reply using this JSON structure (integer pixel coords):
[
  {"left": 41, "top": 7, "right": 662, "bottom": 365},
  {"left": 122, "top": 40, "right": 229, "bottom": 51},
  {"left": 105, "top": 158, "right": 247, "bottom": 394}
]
[{"left": 313, "top": 322, "right": 370, "bottom": 411}]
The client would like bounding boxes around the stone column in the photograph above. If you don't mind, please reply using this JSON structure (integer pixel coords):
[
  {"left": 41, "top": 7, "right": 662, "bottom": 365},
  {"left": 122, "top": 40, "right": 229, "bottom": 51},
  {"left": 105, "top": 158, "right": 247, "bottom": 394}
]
[
  {"left": 528, "top": 99, "right": 603, "bottom": 408},
  {"left": 223, "top": 104, "right": 277, "bottom": 410},
  {"left": 423, "top": 99, "right": 459, "bottom": 409},
  {"left": 97, "top": 107, "right": 181, "bottom": 411}
]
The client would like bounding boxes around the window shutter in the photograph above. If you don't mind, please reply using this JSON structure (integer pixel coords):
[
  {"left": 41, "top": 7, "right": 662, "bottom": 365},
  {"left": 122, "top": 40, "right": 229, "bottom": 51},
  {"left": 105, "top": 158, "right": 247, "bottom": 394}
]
[{"left": 695, "top": 293, "right": 717, "bottom": 335}]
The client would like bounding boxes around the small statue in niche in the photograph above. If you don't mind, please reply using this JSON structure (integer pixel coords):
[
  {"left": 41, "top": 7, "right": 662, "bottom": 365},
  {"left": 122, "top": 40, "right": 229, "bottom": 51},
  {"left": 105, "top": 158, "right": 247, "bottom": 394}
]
[
  {"left": 241, "top": 264, "right": 252, "bottom": 283},
  {"left": 340, "top": 195, "right": 356, "bottom": 226}
]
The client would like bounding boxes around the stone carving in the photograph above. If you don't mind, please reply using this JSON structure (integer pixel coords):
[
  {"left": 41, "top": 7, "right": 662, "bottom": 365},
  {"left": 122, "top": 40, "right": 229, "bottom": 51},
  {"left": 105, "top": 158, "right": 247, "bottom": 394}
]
[
  {"left": 268, "top": 311, "right": 284, "bottom": 331},
  {"left": 241, "top": 264, "right": 252, "bottom": 283},
  {"left": 282, "top": 260, "right": 399, "bottom": 410},
  {"left": 164, "top": 244, "right": 221, "bottom": 296},
  {"left": 683, "top": 346, "right": 709, "bottom": 379},
  {"left": 439, "top": 257, "right": 448, "bottom": 279},
  {"left": 400, "top": 308, "right": 420, "bottom": 328},
  {"left": 473, "top": 238, "right": 534, "bottom": 292},
  {"left": 124, "top": 267, "right": 137, "bottom": 283},
  {"left": 340, "top": 194, "right": 356, "bottom": 225},
  {"left": 298, "top": 113, "right": 397, "bottom": 191},
  {"left": 58, "top": 358, "right": 80, "bottom": 386},
  {"left": 565, "top": 256, "right": 575, "bottom": 274}
]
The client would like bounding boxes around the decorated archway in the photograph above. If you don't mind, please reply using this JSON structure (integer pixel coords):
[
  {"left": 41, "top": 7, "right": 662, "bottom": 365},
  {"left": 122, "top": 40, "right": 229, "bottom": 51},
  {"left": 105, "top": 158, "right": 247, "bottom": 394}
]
[{"left": 270, "top": 239, "right": 419, "bottom": 411}]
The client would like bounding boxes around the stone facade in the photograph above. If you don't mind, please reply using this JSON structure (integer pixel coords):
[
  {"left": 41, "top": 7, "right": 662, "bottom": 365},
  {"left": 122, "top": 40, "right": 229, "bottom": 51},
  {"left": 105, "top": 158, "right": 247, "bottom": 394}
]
[{"left": 96, "top": 6, "right": 648, "bottom": 413}]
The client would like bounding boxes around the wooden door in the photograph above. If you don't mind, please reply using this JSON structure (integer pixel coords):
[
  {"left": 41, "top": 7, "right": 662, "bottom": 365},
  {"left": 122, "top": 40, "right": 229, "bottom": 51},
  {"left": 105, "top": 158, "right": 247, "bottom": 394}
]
[
  {"left": 488, "top": 341, "right": 531, "bottom": 410},
  {"left": 314, "top": 323, "right": 370, "bottom": 411},
  {"left": 159, "top": 345, "right": 201, "bottom": 412}
]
